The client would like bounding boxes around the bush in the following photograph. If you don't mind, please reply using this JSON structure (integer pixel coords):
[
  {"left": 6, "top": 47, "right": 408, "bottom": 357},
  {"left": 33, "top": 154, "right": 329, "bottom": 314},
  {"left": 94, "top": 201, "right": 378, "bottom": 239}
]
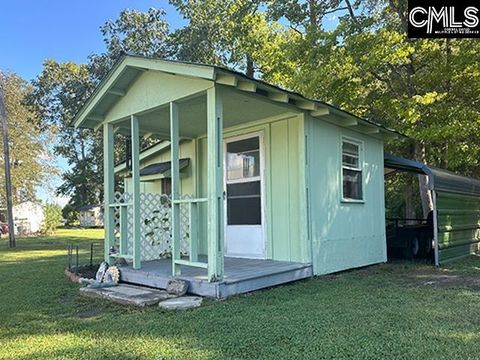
[
  {"left": 62, "top": 204, "right": 79, "bottom": 226},
  {"left": 43, "top": 203, "right": 63, "bottom": 234}
]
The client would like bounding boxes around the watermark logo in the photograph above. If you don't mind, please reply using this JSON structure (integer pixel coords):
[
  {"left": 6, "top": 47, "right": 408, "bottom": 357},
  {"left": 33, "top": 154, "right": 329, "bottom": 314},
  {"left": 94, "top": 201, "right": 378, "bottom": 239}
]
[{"left": 408, "top": 0, "right": 480, "bottom": 38}]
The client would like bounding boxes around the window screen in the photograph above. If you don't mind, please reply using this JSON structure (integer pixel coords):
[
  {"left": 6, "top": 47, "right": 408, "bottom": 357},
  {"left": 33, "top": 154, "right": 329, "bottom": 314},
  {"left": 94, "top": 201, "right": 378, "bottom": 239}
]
[{"left": 227, "top": 181, "right": 261, "bottom": 225}]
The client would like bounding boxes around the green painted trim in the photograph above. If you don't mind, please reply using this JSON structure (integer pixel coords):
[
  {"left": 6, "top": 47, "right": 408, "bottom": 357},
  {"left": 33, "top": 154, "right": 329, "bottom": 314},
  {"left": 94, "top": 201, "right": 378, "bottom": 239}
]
[
  {"left": 75, "top": 55, "right": 403, "bottom": 141},
  {"left": 296, "top": 114, "right": 310, "bottom": 263},
  {"left": 103, "top": 123, "right": 115, "bottom": 263},
  {"left": 74, "top": 56, "right": 216, "bottom": 129},
  {"left": 170, "top": 102, "right": 181, "bottom": 276},
  {"left": 207, "top": 86, "right": 224, "bottom": 281},
  {"left": 304, "top": 116, "right": 314, "bottom": 264},
  {"left": 119, "top": 206, "right": 128, "bottom": 255},
  {"left": 131, "top": 116, "right": 141, "bottom": 269},
  {"left": 74, "top": 57, "right": 129, "bottom": 128},
  {"left": 189, "top": 202, "right": 199, "bottom": 262}
]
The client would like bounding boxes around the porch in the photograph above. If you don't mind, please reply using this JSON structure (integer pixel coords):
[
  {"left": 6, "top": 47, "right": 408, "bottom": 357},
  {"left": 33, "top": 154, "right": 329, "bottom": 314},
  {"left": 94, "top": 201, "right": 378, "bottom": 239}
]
[
  {"left": 119, "top": 256, "right": 313, "bottom": 299},
  {"left": 73, "top": 56, "right": 315, "bottom": 297}
]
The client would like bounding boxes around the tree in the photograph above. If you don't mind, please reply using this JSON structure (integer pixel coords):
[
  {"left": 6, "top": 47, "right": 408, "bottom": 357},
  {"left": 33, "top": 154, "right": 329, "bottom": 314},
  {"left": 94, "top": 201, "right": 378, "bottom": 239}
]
[
  {"left": 261, "top": 0, "right": 480, "bottom": 217},
  {"left": 0, "top": 71, "right": 57, "bottom": 205},
  {"left": 43, "top": 203, "right": 63, "bottom": 234},
  {"left": 31, "top": 2, "right": 480, "bottom": 221},
  {"left": 31, "top": 8, "right": 172, "bottom": 210},
  {"left": 169, "top": 0, "right": 291, "bottom": 78},
  {"left": 62, "top": 204, "right": 79, "bottom": 226}
]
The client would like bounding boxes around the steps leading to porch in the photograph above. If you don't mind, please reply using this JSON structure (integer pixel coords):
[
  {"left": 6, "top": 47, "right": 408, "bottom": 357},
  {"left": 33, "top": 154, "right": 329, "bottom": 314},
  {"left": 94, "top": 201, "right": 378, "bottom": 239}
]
[{"left": 119, "top": 257, "right": 313, "bottom": 299}]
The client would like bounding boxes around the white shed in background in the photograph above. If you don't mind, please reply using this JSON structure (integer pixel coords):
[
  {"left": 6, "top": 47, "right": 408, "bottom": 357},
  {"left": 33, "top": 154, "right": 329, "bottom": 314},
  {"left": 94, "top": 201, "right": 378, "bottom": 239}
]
[
  {"left": 78, "top": 205, "right": 104, "bottom": 228},
  {"left": 13, "top": 201, "right": 44, "bottom": 235}
]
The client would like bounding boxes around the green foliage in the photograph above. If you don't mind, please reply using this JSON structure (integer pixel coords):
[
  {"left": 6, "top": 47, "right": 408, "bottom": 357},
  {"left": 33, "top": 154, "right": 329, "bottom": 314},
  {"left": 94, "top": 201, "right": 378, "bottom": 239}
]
[
  {"left": 0, "top": 72, "right": 57, "bottom": 205},
  {"left": 170, "top": 0, "right": 292, "bottom": 77},
  {"left": 262, "top": 1, "right": 480, "bottom": 175},
  {"left": 42, "top": 203, "right": 63, "bottom": 233},
  {"left": 2, "top": 229, "right": 480, "bottom": 358},
  {"left": 29, "top": 2, "right": 480, "bottom": 218},
  {"left": 30, "top": 9, "right": 169, "bottom": 209},
  {"left": 62, "top": 204, "right": 79, "bottom": 226}
]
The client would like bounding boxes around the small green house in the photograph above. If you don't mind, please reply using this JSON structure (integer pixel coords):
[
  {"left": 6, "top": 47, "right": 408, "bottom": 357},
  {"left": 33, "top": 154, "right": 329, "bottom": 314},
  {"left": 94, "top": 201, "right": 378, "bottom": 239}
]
[{"left": 74, "top": 55, "right": 400, "bottom": 298}]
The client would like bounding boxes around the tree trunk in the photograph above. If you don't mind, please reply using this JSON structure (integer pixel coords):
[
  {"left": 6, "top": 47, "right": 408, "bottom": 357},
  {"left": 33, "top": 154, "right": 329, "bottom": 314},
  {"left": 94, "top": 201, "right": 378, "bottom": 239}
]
[
  {"left": 309, "top": 0, "right": 318, "bottom": 29},
  {"left": 246, "top": 56, "right": 254, "bottom": 78},
  {"left": 405, "top": 179, "right": 416, "bottom": 223},
  {"left": 414, "top": 140, "right": 434, "bottom": 218}
]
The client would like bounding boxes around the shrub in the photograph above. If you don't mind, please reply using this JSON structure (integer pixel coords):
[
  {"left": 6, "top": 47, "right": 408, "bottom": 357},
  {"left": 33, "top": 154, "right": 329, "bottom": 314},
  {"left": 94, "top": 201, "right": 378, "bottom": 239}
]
[{"left": 43, "top": 203, "right": 63, "bottom": 234}]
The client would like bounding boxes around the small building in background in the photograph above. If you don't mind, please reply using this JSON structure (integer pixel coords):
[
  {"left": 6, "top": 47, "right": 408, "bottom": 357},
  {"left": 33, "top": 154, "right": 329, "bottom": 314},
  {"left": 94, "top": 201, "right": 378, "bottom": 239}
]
[
  {"left": 13, "top": 201, "right": 44, "bottom": 235},
  {"left": 78, "top": 205, "right": 104, "bottom": 228}
]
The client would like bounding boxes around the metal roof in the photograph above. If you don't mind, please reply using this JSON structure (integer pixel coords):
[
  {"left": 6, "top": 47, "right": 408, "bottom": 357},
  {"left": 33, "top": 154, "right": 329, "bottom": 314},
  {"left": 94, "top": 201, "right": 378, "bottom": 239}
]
[
  {"left": 384, "top": 153, "right": 480, "bottom": 196},
  {"left": 139, "top": 158, "right": 189, "bottom": 177}
]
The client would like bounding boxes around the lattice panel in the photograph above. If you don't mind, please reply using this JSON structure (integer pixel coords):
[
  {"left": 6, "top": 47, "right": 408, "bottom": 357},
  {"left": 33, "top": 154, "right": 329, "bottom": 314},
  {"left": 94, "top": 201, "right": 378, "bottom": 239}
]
[{"left": 113, "top": 192, "right": 191, "bottom": 261}]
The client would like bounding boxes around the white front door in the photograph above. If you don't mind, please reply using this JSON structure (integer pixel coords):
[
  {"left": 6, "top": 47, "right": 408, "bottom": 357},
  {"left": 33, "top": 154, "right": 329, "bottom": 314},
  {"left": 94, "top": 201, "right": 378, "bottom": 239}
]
[{"left": 225, "top": 133, "right": 265, "bottom": 258}]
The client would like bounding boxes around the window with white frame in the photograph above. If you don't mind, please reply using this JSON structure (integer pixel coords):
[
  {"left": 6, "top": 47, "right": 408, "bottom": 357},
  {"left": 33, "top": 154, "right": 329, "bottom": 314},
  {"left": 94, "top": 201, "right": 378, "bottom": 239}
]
[{"left": 342, "top": 139, "right": 363, "bottom": 201}]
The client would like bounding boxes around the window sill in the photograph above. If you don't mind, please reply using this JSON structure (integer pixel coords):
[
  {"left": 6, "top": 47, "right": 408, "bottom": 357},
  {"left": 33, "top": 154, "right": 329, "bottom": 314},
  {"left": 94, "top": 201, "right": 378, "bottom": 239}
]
[{"left": 341, "top": 198, "right": 365, "bottom": 204}]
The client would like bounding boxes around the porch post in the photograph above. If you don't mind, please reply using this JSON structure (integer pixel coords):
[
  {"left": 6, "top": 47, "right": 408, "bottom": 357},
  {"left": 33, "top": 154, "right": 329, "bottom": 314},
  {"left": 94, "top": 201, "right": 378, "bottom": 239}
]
[
  {"left": 103, "top": 122, "right": 115, "bottom": 263},
  {"left": 131, "top": 115, "right": 141, "bottom": 269},
  {"left": 170, "top": 102, "right": 181, "bottom": 276},
  {"left": 206, "top": 86, "right": 224, "bottom": 281}
]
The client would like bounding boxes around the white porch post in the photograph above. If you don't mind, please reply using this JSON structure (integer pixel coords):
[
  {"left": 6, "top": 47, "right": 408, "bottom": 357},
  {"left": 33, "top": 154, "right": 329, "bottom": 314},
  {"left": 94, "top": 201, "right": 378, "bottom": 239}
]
[
  {"left": 206, "top": 86, "right": 224, "bottom": 281},
  {"left": 170, "top": 102, "right": 181, "bottom": 276},
  {"left": 103, "top": 123, "right": 115, "bottom": 263},
  {"left": 131, "top": 115, "right": 141, "bottom": 269}
]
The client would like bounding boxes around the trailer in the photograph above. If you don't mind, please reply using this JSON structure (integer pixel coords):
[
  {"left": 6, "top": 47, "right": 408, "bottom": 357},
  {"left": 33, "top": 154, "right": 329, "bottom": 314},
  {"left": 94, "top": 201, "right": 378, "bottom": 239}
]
[{"left": 385, "top": 154, "right": 480, "bottom": 265}]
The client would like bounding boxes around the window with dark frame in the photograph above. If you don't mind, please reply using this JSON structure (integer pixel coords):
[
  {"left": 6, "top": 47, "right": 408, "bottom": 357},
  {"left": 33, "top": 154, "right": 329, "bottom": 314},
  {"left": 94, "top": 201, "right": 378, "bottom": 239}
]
[{"left": 342, "top": 139, "right": 363, "bottom": 201}]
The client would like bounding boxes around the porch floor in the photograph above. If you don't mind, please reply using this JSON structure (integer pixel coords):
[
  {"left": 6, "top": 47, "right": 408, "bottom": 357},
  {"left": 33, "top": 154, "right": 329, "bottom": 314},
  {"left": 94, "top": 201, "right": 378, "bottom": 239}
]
[{"left": 119, "top": 256, "right": 313, "bottom": 299}]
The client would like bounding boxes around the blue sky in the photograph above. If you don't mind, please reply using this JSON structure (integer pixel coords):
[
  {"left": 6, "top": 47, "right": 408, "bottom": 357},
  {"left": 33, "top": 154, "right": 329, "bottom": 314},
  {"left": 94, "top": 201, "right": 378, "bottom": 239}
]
[
  {"left": 0, "top": 1, "right": 341, "bottom": 206},
  {"left": 0, "top": 0, "right": 185, "bottom": 80},
  {"left": 0, "top": 0, "right": 185, "bottom": 205}
]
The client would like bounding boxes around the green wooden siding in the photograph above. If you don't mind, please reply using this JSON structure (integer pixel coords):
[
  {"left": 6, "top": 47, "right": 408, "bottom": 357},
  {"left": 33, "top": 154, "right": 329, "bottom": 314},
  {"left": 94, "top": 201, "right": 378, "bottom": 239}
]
[
  {"left": 269, "top": 117, "right": 308, "bottom": 262},
  {"left": 306, "top": 115, "right": 386, "bottom": 275},
  {"left": 196, "top": 113, "right": 308, "bottom": 263},
  {"left": 123, "top": 140, "right": 197, "bottom": 195},
  {"left": 130, "top": 113, "right": 306, "bottom": 262},
  {"left": 123, "top": 111, "right": 387, "bottom": 270},
  {"left": 437, "top": 191, "right": 480, "bottom": 263},
  {"left": 105, "top": 70, "right": 212, "bottom": 124}
]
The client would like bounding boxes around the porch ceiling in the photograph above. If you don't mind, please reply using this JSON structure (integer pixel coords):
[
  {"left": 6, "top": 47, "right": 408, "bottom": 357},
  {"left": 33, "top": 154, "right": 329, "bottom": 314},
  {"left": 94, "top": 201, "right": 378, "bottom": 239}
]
[{"left": 114, "top": 87, "right": 292, "bottom": 138}]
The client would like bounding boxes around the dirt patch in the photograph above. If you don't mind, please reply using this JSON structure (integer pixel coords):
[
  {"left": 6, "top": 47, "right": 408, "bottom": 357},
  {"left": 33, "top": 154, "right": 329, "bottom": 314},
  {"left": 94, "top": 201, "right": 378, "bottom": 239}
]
[
  {"left": 65, "top": 264, "right": 99, "bottom": 283},
  {"left": 414, "top": 272, "right": 480, "bottom": 289}
]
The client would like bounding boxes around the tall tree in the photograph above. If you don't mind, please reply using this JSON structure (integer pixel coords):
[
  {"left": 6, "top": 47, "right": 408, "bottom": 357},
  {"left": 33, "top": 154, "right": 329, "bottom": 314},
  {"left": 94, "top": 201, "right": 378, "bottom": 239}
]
[
  {"left": 262, "top": 0, "right": 480, "bottom": 217},
  {"left": 31, "top": 8, "right": 171, "bottom": 209},
  {"left": 0, "top": 71, "right": 57, "bottom": 205},
  {"left": 170, "top": 0, "right": 291, "bottom": 78}
]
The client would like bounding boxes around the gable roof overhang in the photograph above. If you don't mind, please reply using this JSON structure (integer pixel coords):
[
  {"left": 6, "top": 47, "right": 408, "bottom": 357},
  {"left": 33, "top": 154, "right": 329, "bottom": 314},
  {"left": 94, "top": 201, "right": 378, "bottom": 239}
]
[{"left": 73, "top": 55, "right": 404, "bottom": 140}]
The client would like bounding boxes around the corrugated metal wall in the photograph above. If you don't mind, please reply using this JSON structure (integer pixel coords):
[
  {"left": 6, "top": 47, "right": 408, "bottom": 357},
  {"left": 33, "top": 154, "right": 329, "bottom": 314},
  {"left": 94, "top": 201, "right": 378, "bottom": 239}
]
[{"left": 436, "top": 191, "right": 480, "bottom": 263}]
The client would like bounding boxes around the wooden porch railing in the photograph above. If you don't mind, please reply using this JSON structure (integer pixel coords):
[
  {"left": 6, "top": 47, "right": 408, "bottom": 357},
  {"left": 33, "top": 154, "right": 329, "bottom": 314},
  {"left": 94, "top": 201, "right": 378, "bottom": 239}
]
[{"left": 172, "top": 197, "right": 208, "bottom": 269}]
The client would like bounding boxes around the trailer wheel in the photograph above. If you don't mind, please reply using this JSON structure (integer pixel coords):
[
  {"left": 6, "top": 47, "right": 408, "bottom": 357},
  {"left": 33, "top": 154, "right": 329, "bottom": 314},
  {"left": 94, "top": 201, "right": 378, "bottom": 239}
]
[{"left": 419, "top": 235, "right": 433, "bottom": 257}]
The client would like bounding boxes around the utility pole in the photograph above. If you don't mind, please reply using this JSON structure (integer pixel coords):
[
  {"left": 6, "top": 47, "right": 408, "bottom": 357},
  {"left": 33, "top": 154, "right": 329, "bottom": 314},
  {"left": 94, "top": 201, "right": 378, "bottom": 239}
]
[{"left": 0, "top": 84, "right": 15, "bottom": 248}]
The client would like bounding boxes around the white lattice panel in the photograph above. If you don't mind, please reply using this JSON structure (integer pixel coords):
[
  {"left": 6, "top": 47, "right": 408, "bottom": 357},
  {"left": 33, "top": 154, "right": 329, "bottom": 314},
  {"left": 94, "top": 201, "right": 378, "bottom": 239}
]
[{"left": 113, "top": 192, "right": 191, "bottom": 261}]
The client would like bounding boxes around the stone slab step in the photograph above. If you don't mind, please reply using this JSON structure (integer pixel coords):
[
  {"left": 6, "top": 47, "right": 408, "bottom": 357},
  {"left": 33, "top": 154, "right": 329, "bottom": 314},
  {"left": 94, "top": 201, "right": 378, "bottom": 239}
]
[
  {"left": 158, "top": 296, "right": 203, "bottom": 310},
  {"left": 80, "top": 284, "right": 172, "bottom": 307}
]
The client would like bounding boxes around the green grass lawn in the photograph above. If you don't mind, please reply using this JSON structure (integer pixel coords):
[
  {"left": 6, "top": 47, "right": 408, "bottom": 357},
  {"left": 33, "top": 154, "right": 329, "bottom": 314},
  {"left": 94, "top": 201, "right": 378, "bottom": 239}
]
[{"left": 1, "top": 229, "right": 480, "bottom": 359}]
